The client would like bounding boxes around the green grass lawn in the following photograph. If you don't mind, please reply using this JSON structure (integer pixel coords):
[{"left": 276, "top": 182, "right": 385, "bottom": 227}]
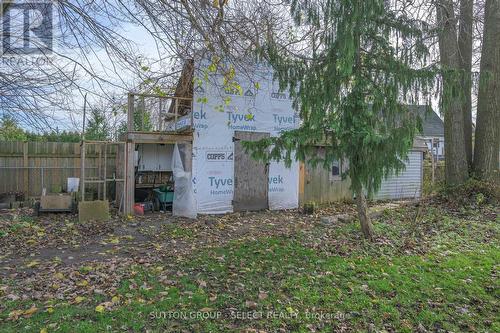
[{"left": 1, "top": 201, "right": 498, "bottom": 332}]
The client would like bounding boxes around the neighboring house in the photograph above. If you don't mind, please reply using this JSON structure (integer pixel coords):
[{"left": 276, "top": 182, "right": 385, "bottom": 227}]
[{"left": 410, "top": 105, "right": 445, "bottom": 160}]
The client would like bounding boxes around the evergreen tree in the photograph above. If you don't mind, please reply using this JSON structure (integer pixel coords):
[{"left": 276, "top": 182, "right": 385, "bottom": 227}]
[
  {"left": 26, "top": 131, "right": 81, "bottom": 142},
  {"left": 246, "top": 0, "right": 435, "bottom": 240},
  {"left": 85, "top": 108, "right": 110, "bottom": 141}
]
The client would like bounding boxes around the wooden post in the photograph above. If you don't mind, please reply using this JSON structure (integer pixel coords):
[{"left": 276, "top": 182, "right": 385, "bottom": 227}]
[
  {"left": 97, "top": 145, "right": 102, "bottom": 199},
  {"left": 103, "top": 143, "right": 107, "bottom": 200},
  {"left": 80, "top": 141, "right": 86, "bottom": 202},
  {"left": 299, "top": 162, "right": 305, "bottom": 205},
  {"left": 141, "top": 95, "right": 145, "bottom": 131},
  {"left": 174, "top": 98, "right": 178, "bottom": 131},
  {"left": 23, "top": 142, "right": 29, "bottom": 197},
  {"left": 127, "top": 93, "right": 134, "bottom": 132},
  {"left": 158, "top": 98, "right": 162, "bottom": 131},
  {"left": 190, "top": 98, "right": 194, "bottom": 130},
  {"left": 120, "top": 142, "right": 127, "bottom": 213},
  {"left": 430, "top": 138, "right": 435, "bottom": 184},
  {"left": 125, "top": 142, "right": 135, "bottom": 215}
]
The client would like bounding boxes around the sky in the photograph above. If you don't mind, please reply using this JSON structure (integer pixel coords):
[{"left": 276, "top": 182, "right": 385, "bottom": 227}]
[
  {"left": 1, "top": 1, "right": 169, "bottom": 132},
  {"left": 2, "top": 0, "right": 462, "bottom": 133},
  {"left": 53, "top": 22, "right": 164, "bottom": 132}
]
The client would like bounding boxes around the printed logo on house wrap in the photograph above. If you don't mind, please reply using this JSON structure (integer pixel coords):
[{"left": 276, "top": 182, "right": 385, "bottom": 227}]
[
  {"left": 273, "top": 113, "right": 299, "bottom": 132},
  {"left": 194, "top": 86, "right": 205, "bottom": 94},
  {"left": 269, "top": 175, "right": 285, "bottom": 193},
  {"left": 270, "top": 91, "right": 292, "bottom": 100},
  {"left": 227, "top": 111, "right": 257, "bottom": 131},
  {"left": 208, "top": 176, "right": 233, "bottom": 196},
  {"left": 192, "top": 108, "right": 208, "bottom": 130},
  {"left": 205, "top": 151, "right": 233, "bottom": 162},
  {"left": 225, "top": 86, "right": 257, "bottom": 99}
]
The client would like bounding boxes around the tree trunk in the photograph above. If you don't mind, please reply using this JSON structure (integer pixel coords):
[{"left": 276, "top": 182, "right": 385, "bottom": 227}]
[
  {"left": 473, "top": 0, "right": 500, "bottom": 180},
  {"left": 355, "top": 190, "right": 374, "bottom": 242},
  {"left": 436, "top": 0, "right": 470, "bottom": 185},
  {"left": 458, "top": 0, "right": 474, "bottom": 169}
]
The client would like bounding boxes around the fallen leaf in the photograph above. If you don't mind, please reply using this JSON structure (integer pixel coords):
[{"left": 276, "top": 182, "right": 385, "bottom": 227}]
[
  {"left": 74, "top": 296, "right": 86, "bottom": 304},
  {"left": 258, "top": 292, "right": 268, "bottom": 300},
  {"left": 200, "top": 307, "right": 214, "bottom": 312},
  {"left": 8, "top": 309, "right": 24, "bottom": 321},
  {"left": 76, "top": 280, "right": 89, "bottom": 287},
  {"left": 25, "top": 260, "right": 40, "bottom": 268},
  {"left": 95, "top": 305, "right": 105, "bottom": 313},
  {"left": 24, "top": 306, "right": 38, "bottom": 317},
  {"left": 109, "top": 237, "right": 120, "bottom": 244},
  {"left": 245, "top": 301, "right": 258, "bottom": 309}
]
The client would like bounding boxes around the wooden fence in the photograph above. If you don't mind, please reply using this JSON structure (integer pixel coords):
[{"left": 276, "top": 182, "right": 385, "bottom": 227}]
[{"left": 0, "top": 141, "right": 118, "bottom": 198}]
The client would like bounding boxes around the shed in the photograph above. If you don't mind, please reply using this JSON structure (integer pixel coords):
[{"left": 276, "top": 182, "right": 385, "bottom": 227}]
[
  {"left": 299, "top": 138, "right": 428, "bottom": 205},
  {"left": 122, "top": 59, "right": 300, "bottom": 216},
  {"left": 371, "top": 138, "right": 428, "bottom": 200}
]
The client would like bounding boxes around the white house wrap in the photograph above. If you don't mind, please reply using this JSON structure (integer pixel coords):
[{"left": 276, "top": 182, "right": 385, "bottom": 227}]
[{"left": 190, "top": 61, "right": 300, "bottom": 214}]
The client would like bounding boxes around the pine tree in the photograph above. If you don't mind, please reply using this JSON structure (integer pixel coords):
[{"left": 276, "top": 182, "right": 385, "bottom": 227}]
[
  {"left": 85, "top": 109, "right": 110, "bottom": 141},
  {"left": 247, "top": 0, "right": 435, "bottom": 240}
]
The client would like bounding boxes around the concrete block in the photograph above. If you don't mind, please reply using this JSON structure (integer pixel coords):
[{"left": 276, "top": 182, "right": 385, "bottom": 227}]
[
  {"left": 40, "top": 194, "right": 73, "bottom": 210},
  {"left": 320, "top": 216, "right": 338, "bottom": 225},
  {"left": 337, "top": 214, "right": 355, "bottom": 223},
  {"left": 78, "top": 200, "right": 110, "bottom": 223}
]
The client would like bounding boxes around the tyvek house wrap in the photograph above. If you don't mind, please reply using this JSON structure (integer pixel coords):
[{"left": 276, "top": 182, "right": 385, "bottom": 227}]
[{"left": 191, "top": 60, "right": 300, "bottom": 214}]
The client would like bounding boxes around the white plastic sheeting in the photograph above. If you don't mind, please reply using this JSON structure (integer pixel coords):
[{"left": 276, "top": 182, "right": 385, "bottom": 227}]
[
  {"left": 172, "top": 143, "right": 197, "bottom": 218},
  {"left": 192, "top": 60, "right": 300, "bottom": 214}
]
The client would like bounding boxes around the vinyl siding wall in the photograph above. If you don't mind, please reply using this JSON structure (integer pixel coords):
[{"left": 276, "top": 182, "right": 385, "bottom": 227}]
[{"left": 373, "top": 151, "right": 423, "bottom": 200}]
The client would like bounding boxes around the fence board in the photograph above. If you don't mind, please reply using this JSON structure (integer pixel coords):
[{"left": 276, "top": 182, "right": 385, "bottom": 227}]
[{"left": 0, "top": 141, "right": 117, "bottom": 198}]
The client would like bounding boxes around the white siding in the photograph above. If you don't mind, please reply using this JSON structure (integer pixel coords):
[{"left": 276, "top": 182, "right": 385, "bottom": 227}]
[{"left": 373, "top": 151, "right": 423, "bottom": 200}]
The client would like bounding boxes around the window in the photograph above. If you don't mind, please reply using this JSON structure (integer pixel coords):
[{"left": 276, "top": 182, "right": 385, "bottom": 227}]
[{"left": 330, "top": 160, "right": 341, "bottom": 181}]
